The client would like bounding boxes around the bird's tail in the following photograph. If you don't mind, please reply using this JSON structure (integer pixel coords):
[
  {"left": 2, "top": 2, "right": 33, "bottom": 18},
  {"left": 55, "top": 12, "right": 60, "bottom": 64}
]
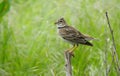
[{"left": 84, "top": 41, "right": 93, "bottom": 46}]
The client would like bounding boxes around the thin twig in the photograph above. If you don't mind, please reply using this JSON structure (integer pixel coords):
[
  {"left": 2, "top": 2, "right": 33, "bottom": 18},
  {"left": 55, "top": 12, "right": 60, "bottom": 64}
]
[
  {"left": 105, "top": 12, "right": 120, "bottom": 75},
  {"left": 64, "top": 51, "right": 72, "bottom": 76},
  {"left": 105, "top": 12, "right": 116, "bottom": 53}
]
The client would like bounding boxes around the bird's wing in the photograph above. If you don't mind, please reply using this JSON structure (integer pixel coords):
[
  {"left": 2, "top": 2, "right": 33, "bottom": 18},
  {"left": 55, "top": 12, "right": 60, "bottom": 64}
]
[
  {"left": 61, "top": 26, "right": 87, "bottom": 43},
  {"left": 79, "top": 34, "right": 94, "bottom": 41}
]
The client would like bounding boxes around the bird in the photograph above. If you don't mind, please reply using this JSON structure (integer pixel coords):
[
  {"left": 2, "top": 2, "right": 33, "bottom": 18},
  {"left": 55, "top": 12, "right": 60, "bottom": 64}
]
[{"left": 55, "top": 18, "right": 94, "bottom": 54}]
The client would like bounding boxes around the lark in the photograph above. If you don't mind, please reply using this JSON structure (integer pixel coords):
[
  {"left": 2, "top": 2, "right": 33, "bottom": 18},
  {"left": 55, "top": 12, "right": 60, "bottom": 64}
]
[{"left": 55, "top": 18, "right": 94, "bottom": 54}]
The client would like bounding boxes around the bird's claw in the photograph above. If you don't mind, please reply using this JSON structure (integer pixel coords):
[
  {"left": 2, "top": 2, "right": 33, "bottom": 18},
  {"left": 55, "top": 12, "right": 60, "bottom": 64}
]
[
  {"left": 69, "top": 51, "right": 74, "bottom": 57},
  {"left": 65, "top": 50, "right": 75, "bottom": 57}
]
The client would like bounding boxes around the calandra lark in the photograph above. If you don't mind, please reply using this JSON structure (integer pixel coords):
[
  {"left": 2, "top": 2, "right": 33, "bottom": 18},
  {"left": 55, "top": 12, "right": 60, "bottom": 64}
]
[{"left": 55, "top": 18, "right": 94, "bottom": 54}]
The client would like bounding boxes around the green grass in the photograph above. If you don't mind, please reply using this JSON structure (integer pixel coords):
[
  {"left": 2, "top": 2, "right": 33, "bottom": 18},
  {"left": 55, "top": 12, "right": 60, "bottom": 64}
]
[{"left": 0, "top": 0, "right": 120, "bottom": 76}]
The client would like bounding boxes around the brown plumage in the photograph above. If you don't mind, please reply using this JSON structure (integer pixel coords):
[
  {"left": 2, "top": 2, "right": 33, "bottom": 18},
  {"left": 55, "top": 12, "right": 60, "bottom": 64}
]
[
  {"left": 55, "top": 18, "right": 94, "bottom": 53},
  {"left": 58, "top": 25, "right": 93, "bottom": 46}
]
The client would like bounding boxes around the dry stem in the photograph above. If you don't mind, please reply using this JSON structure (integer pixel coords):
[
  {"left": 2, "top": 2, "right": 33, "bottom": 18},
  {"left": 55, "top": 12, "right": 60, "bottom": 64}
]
[
  {"left": 105, "top": 12, "right": 120, "bottom": 75},
  {"left": 64, "top": 51, "right": 73, "bottom": 76}
]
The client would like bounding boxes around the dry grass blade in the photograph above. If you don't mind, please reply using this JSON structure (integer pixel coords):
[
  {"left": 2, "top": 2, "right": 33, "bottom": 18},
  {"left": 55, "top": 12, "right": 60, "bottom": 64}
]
[{"left": 105, "top": 12, "right": 120, "bottom": 75}]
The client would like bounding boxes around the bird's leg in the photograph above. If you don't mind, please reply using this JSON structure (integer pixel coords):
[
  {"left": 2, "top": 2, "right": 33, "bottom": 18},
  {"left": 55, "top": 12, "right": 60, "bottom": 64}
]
[
  {"left": 65, "top": 44, "right": 78, "bottom": 57},
  {"left": 66, "top": 44, "right": 75, "bottom": 52},
  {"left": 69, "top": 44, "right": 78, "bottom": 54}
]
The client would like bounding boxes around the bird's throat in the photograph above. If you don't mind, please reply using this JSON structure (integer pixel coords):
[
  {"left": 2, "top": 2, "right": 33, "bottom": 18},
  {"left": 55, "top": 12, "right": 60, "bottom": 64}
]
[{"left": 57, "top": 24, "right": 66, "bottom": 29}]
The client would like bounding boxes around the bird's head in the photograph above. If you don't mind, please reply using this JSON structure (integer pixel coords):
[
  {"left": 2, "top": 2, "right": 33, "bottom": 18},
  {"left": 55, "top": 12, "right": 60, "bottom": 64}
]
[{"left": 54, "top": 18, "right": 67, "bottom": 28}]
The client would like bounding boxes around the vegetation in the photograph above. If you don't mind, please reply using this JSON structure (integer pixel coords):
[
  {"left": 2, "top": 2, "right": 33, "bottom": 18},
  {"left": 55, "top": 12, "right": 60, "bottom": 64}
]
[{"left": 0, "top": 0, "right": 120, "bottom": 76}]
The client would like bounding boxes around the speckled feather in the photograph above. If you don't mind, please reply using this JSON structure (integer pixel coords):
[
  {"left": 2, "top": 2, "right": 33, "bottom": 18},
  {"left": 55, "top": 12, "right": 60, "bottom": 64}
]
[
  {"left": 55, "top": 18, "right": 93, "bottom": 46},
  {"left": 58, "top": 25, "right": 93, "bottom": 46}
]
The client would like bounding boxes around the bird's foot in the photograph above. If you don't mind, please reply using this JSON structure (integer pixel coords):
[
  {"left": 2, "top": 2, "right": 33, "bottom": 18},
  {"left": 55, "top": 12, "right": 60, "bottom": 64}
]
[
  {"left": 65, "top": 50, "right": 74, "bottom": 57},
  {"left": 69, "top": 51, "right": 74, "bottom": 57},
  {"left": 65, "top": 50, "right": 69, "bottom": 53}
]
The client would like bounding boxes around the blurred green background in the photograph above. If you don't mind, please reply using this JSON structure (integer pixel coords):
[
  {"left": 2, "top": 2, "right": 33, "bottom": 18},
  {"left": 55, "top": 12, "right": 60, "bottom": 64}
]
[{"left": 0, "top": 0, "right": 120, "bottom": 76}]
